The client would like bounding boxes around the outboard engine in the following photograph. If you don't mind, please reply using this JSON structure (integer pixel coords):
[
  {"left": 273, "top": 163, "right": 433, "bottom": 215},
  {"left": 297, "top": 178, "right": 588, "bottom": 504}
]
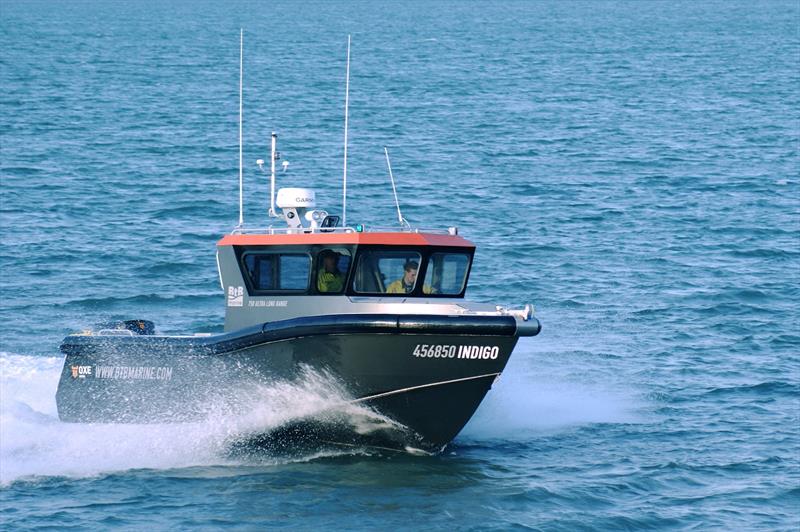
[{"left": 96, "top": 319, "right": 155, "bottom": 336}]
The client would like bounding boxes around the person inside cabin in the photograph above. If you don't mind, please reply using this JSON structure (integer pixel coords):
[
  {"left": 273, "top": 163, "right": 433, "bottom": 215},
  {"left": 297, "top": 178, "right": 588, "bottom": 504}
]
[
  {"left": 386, "top": 260, "right": 419, "bottom": 294},
  {"left": 317, "top": 250, "right": 345, "bottom": 293}
]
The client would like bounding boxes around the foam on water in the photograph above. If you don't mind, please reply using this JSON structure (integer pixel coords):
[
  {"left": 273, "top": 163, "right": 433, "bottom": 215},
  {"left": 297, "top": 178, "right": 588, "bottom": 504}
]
[
  {"left": 1, "top": 345, "right": 629, "bottom": 483},
  {"left": 462, "top": 372, "right": 638, "bottom": 441},
  {"left": 1, "top": 346, "right": 640, "bottom": 485},
  {"left": 0, "top": 352, "right": 393, "bottom": 484},
  {"left": 462, "top": 337, "right": 643, "bottom": 442}
]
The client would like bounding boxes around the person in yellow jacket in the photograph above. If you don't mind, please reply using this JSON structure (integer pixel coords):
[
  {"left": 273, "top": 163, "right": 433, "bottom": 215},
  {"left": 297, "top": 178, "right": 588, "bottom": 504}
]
[
  {"left": 386, "top": 260, "right": 419, "bottom": 294},
  {"left": 317, "top": 250, "right": 345, "bottom": 293}
]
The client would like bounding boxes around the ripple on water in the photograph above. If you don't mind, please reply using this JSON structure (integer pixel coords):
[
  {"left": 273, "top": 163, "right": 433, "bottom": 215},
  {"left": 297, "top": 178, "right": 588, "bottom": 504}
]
[{"left": 1, "top": 0, "right": 799, "bottom": 529}]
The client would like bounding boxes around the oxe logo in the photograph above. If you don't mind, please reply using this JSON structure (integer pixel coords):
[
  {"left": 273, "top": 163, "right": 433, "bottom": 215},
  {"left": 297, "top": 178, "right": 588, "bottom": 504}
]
[
  {"left": 227, "top": 286, "right": 244, "bottom": 307},
  {"left": 71, "top": 365, "right": 92, "bottom": 379}
]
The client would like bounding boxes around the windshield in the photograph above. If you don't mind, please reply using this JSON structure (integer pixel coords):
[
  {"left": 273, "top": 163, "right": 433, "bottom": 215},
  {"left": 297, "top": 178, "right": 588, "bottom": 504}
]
[
  {"left": 422, "top": 253, "right": 470, "bottom": 295},
  {"left": 352, "top": 250, "right": 422, "bottom": 294},
  {"left": 315, "top": 248, "right": 352, "bottom": 294}
]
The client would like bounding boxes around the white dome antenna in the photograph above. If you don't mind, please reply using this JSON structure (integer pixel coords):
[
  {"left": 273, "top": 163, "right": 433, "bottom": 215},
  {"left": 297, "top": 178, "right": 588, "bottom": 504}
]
[
  {"left": 276, "top": 188, "right": 327, "bottom": 232},
  {"left": 276, "top": 188, "right": 316, "bottom": 209}
]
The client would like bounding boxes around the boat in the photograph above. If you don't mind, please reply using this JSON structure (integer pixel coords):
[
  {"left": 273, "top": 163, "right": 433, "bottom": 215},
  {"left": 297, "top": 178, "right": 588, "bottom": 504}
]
[{"left": 55, "top": 35, "right": 541, "bottom": 453}]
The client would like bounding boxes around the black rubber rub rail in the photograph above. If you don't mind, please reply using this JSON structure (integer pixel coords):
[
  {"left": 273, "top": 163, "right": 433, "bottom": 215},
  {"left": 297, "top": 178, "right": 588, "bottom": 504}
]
[{"left": 60, "top": 313, "right": 541, "bottom": 357}]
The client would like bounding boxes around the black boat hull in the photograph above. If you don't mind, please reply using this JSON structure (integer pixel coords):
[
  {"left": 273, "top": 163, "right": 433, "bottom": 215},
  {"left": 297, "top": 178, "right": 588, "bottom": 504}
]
[{"left": 56, "top": 314, "right": 539, "bottom": 451}]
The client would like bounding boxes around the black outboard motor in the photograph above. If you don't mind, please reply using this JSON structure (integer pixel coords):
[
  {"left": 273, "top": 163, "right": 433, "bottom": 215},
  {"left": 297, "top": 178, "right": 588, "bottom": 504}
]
[{"left": 97, "top": 319, "right": 155, "bottom": 336}]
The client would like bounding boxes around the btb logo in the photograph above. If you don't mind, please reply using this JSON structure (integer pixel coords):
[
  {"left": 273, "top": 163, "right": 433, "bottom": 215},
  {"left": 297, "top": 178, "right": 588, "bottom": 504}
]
[{"left": 227, "top": 286, "right": 244, "bottom": 307}]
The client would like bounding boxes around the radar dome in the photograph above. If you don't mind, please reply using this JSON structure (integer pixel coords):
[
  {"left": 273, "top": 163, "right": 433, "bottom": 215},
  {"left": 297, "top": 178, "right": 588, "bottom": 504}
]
[{"left": 276, "top": 188, "right": 316, "bottom": 209}]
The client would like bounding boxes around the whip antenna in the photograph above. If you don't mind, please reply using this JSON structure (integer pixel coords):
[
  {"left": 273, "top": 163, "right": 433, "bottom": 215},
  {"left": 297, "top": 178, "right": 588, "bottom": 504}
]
[
  {"left": 237, "top": 29, "right": 244, "bottom": 227},
  {"left": 342, "top": 35, "right": 351, "bottom": 227},
  {"left": 384, "top": 147, "right": 408, "bottom": 229},
  {"left": 270, "top": 132, "right": 277, "bottom": 216}
]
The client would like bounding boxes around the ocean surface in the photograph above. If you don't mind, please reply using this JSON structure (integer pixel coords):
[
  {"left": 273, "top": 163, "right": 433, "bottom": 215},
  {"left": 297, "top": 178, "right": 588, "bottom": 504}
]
[{"left": 1, "top": 0, "right": 799, "bottom": 529}]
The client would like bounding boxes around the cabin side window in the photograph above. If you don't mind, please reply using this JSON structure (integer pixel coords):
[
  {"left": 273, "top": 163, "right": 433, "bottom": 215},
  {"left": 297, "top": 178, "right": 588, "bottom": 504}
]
[
  {"left": 352, "top": 250, "right": 423, "bottom": 295},
  {"left": 242, "top": 253, "right": 311, "bottom": 293},
  {"left": 422, "top": 253, "right": 471, "bottom": 295}
]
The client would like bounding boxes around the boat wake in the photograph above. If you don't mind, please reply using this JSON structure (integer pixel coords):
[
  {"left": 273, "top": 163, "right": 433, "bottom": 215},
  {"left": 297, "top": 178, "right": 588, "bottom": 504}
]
[
  {"left": 460, "top": 342, "right": 642, "bottom": 442},
  {"left": 1, "top": 346, "right": 638, "bottom": 484},
  {"left": 208, "top": 366, "right": 426, "bottom": 457},
  {"left": 0, "top": 352, "right": 407, "bottom": 485}
]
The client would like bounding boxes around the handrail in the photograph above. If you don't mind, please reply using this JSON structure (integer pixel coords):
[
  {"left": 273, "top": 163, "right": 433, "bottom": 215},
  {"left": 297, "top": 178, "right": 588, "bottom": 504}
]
[
  {"left": 229, "top": 225, "right": 457, "bottom": 236},
  {"left": 230, "top": 226, "right": 359, "bottom": 235}
]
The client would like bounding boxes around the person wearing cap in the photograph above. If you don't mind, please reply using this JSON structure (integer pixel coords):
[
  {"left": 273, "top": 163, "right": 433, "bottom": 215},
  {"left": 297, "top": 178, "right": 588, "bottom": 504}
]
[
  {"left": 317, "top": 250, "right": 345, "bottom": 293},
  {"left": 386, "top": 260, "right": 419, "bottom": 294}
]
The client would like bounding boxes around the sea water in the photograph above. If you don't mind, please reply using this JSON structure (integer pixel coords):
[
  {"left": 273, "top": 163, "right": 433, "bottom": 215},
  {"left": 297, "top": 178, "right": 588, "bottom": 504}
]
[{"left": 1, "top": 0, "right": 798, "bottom": 529}]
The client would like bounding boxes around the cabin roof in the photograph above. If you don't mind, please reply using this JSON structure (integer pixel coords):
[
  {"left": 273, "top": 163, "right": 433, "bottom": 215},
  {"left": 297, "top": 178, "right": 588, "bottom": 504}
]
[{"left": 217, "top": 232, "right": 475, "bottom": 248}]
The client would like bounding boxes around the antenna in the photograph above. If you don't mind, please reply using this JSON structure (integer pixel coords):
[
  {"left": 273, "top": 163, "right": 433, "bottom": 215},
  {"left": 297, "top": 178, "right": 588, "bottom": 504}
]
[
  {"left": 342, "top": 34, "right": 351, "bottom": 227},
  {"left": 237, "top": 29, "right": 244, "bottom": 227},
  {"left": 269, "top": 132, "right": 277, "bottom": 216},
  {"left": 257, "top": 132, "right": 281, "bottom": 218},
  {"left": 384, "top": 147, "right": 409, "bottom": 229}
]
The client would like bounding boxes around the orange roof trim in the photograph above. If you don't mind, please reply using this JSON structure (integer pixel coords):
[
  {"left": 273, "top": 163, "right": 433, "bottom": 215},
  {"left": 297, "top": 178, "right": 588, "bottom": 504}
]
[{"left": 217, "top": 232, "right": 475, "bottom": 248}]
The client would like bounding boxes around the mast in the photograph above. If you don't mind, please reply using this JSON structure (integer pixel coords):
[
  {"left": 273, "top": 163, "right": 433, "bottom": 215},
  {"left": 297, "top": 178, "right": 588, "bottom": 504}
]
[
  {"left": 237, "top": 29, "right": 244, "bottom": 227},
  {"left": 270, "top": 132, "right": 277, "bottom": 216},
  {"left": 342, "top": 34, "right": 351, "bottom": 227}
]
